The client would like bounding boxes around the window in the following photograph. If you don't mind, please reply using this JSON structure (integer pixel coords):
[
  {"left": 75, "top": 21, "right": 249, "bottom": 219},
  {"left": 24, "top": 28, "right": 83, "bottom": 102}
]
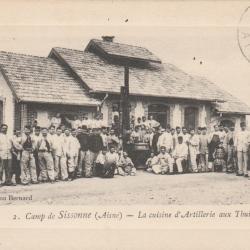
[
  {"left": 184, "top": 107, "right": 198, "bottom": 131},
  {"left": 148, "top": 104, "right": 170, "bottom": 128},
  {"left": 220, "top": 119, "right": 235, "bottom": 128}
]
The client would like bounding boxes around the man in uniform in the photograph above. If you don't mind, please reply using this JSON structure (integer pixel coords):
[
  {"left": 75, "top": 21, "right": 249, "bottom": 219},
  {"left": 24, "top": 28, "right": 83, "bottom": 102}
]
[
  {"left": 0, "top": 124, "right": 14, "bottom": 186},
  {"left": 234, "top": 122, "right": 250, "bottom": 177},
  {"left": 172, "top": 136, "right": 188, "bottom": 174},
  {"left": 85, "top": 128, "right": 103, "bottom": 177},
  {"left": 20, "top": 125, "right": 38, "bottom": 185},
  {"left": 12, "top": 130, "right": 22, "bottom": 184},
  {"left": 151, "top": 146, "right": 174, "bottom": 174},
  {"left": 37, "top": 128, "right": 55, "bottom": 183},
  {"left": 187, "top": 128, "right": 200, "bottom": 173},
  {"left": 53, "top": 127, "right": 68, "bottom": 181},
  {"left": 76, "top": 126, "right": 89, "bottom": 178},
  {"left": 157, "top": 127, "right": 173, "bottom": 154}
]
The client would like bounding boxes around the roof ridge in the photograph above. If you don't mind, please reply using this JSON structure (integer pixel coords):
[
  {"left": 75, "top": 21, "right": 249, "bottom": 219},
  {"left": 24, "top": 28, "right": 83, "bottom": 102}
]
[
  {"left": 0, "top": 50, "right": 50, "bottom": 60},
  {"left": 53, "top": 47, "right": 85, "bottom": 53},
  {"left": 91, "top": 38, "right": 152, "bottom": 52}
]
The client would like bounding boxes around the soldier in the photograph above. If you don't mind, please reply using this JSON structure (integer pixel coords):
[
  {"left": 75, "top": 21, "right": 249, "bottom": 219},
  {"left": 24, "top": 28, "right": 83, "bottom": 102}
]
[
  {"left": 33, "top": 126, "right": 41, "bottom": 177},
  {"left": 37, "top": 128, "right": 55, "bottom": 183},
  {"left": 157, "top": 127, "right": 173, "bottom": 154},
  {"left": 76, "top": 126, "right": 89, "bottom": 177},
  {"left": 151, "top": 146, "right": 174, "bottom": 175},
  {"left": 187, "top": 128, "right": 200, "bottom": 173},
  {"left": 199, "top": 127, "right": 209, "bottom": 172},
  {"left": 117, "top": 151, "right": 136, "bottom": 176},
  {"left": 85, "top": 128, "right": 103, "bottom": 177},
  {"left": 0, "top": 124, "right": 14, "bottom": 186},
  {"left": 65, "top": 128, "right": 80, "bottom": 181},
  {"left": 20, "top": 125, "right": 38, "bottom": 185},
  {"left": 172, "top": 136, "right": 188, "bottom": 174},
  {"left": 50, "top": 113, "right": 61, "bottom": 129},
  {"left": 12, "top": 130, "right": 22, "bottom": 184},
  {"left": 234, "top": 122, "right": 250, "bottom": 177},
  {"left": 96, "top": 146, "right": 119, "bottom": 178},
  {"left": 226, "top": 126, "right": 236, "bottom": 173},
  {"left": 53, "top": 127, "right": 68, "bottom": 181}
]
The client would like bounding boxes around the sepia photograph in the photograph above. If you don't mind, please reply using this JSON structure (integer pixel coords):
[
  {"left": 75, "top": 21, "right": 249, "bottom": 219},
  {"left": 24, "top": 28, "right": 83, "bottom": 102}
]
[{"left": 0, "top": 0, "right": 250, "bottom": 209}]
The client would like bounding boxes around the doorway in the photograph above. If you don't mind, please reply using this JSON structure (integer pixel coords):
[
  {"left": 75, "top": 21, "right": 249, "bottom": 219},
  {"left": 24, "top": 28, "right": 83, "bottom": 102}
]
[
  {"left": 184, "top": 107, "right": 198, "bottom": 131},
  {"left": 148, "top": 104, "right": 169, "bottom": 128}
]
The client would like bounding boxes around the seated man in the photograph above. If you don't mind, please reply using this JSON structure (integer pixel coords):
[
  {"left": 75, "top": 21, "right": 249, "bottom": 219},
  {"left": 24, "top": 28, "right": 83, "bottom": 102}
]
[
  {"left": 117, "top": 152, "right": 136, "bottom": 176},
  {"left": 100, "top": 145, "right": 119, "bottom": 178},
  {"left": 172, "top": 136, "right": 188, "bottom": 174},
  {"left": 152, "top": 146, "right": 174, "bottom": 175},
  {"left": 145, "top": 152, "right": 158, "bottom": 173},
  {"left": 95, "top": 148, "right": 107, "bottom": 177}
]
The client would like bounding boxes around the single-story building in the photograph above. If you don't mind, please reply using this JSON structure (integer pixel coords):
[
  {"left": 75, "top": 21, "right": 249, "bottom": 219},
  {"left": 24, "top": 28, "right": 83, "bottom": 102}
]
[{"left": 0, "top": 36, "right": 250, "bottom": 135}]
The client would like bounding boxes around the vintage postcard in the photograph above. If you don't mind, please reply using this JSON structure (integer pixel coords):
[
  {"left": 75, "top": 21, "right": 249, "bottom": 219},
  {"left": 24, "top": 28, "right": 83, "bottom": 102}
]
[{"left": 0, "top": 0, "right": 250, "bottom": 249}]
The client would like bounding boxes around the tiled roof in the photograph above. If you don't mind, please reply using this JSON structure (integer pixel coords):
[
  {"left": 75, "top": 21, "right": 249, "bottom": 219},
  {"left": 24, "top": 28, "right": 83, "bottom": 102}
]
[
  {"left": 0, "top": 51, "right": 100, "bottom": 106},
  {"left": 52, "top": 47, "right": 223, "bottom": 101},
  {"left": 85, "top": 39, "right": 161, "bottom": 63},
  {"left": 52, "top": 47, "right": 250, "bottom": 114}
]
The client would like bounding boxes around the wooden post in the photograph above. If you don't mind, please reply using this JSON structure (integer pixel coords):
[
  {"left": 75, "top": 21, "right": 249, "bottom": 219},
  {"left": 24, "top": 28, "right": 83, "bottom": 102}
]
[{"left": 121, "top": 66, "right": 130, "bottom": 149}]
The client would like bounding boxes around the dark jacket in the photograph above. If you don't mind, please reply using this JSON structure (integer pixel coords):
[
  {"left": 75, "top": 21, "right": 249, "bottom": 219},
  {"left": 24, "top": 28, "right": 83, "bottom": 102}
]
[
  {"left": 77, "top": 133, "right": 89, "bottom": 151},
  {"left": 88, "top": 134, "right": 103, "bottom": 153}
]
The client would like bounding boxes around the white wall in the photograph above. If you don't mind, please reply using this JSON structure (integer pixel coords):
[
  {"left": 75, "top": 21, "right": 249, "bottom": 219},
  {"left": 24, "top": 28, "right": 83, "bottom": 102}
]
[
  {"left": 0, "top": 72, "right": 15, "bottom": 136},
  {"left": 246, "top": 115, "right": 250, "bottom": 129}
]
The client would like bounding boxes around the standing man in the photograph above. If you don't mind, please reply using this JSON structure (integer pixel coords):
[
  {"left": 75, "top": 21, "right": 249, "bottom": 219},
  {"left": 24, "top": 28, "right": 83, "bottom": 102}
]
[
  {"left": 77, "top": 126, "right": 89, "bottom": 177},
  {"left": 51, "top": 113, "right": 61, "bottom": 129},
  {"left": 66, "top": 129, "right": 80, "bottom": 180},
  {"left": 147, "top": 115, "right": 160, "bottom": 129},
  {"left": 20, "top": 125, "right": 38, "bottom": 185},
  {"left": 0, "top": 124, "right": 14, "bottom": 186},
  {"left": 226, "top": 126, "right": 236, "bottom": 173},
  {"left": 173, "top": 126, "right": 182, "bottom": 149},
  {"left": 182, "top": 127, "right": 190, "bottom": 144},
  {"left": 85, "top": 128, "right": 103, "bottom": 177},
  {"left": 199, "top": 127, "right": 209, "bottom": 172},
  {"left": 187, "top": 128, "right": 200, "bottom": 173},
  {"left": 33, "top": 126, "right": 41, "bottom": 177},
  {"left": 152, "top": 127, "right": 162, "bottom": 155},
  {"left": 12, "top": 130, "right": 22, "bottom": 184},
  {"left": 234, "top": 122, "right": 250, "bottom": 177},
  {"left": 100, "top": 127, "right": 108, "bottom": 149},
  {"left": 37, "top": 128, "right": 55, "bottom": 183},
  {"left": 218, "top": 124, "right": 226, "bottom": 142},
  {"left": 53, "top": 127, "right": 68, "bottom": 181},
  {"left": 157, "top": 127, "right": 173, "bottom": 154},
  {"left": 65, "top": 115, "right": 82, "bottom": 130}
]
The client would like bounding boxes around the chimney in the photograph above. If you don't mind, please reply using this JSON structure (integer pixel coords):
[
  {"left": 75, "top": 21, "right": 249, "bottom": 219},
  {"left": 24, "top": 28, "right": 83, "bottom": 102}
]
[{"left": 102, "top": 36, "right": 115, "bottom": 42}]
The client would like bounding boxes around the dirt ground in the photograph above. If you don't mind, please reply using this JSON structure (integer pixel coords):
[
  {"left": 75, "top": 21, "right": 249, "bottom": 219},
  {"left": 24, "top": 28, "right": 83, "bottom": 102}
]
[{"left": 1, "top": 171, "right": 250, "bottom": 205}]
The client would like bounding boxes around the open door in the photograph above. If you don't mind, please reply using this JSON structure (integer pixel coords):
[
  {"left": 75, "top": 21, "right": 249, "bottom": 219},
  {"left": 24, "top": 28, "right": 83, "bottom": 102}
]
[{"left": 148, "top": 104, "right": 170, "bottom": 128}]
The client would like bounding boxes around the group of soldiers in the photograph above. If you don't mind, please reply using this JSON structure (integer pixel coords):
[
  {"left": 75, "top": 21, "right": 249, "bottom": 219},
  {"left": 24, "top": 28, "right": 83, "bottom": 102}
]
[
  {"left": 142, "top": 122, "right": 250, "bottom": 177},
  {"left": 0, "top": 112, "right": 249, "bottom": 186},
  {"left": 0, "top": 120, "right": 137, "bottom": 186}
]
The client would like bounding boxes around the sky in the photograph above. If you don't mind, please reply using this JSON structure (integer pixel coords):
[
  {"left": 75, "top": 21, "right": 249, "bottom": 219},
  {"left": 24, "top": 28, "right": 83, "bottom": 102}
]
[{"left": 0, "top": 0, "right": 250, "bottom": 106}]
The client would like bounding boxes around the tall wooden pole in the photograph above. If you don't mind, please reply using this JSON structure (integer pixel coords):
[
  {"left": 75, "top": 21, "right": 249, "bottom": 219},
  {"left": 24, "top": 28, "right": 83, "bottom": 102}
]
[{"left": 121, "top": 65, "right": 130, "bottom": 148}]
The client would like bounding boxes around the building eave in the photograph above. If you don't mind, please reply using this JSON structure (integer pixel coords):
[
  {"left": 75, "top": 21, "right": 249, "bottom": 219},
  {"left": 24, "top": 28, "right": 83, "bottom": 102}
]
[{"left": 89, "top": 89, "right": 224, "bottom": 103}]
